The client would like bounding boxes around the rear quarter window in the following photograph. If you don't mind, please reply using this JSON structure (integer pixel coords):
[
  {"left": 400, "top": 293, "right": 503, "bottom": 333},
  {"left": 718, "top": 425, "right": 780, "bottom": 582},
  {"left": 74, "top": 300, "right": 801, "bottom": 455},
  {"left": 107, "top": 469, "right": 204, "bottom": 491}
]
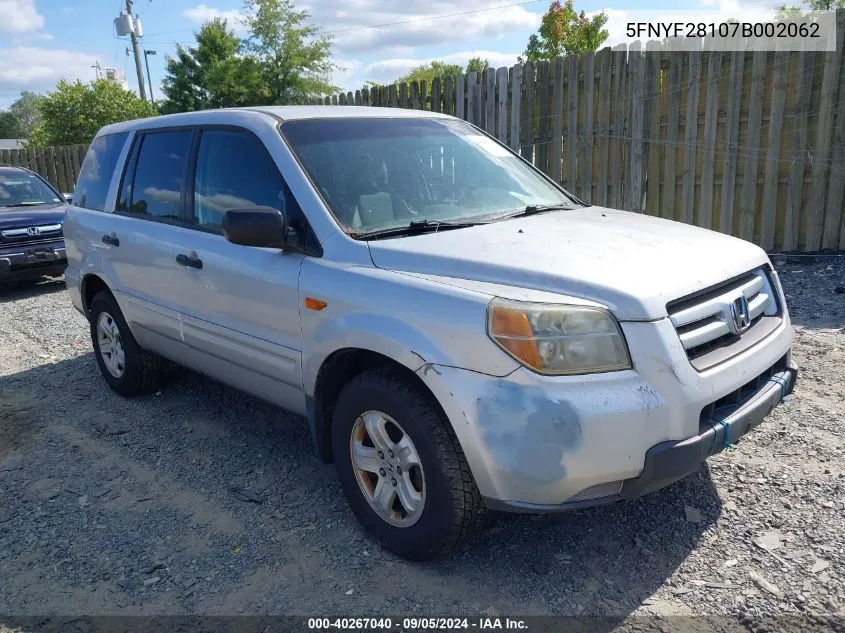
[{"left": 74, "top": 131, "right": 129, "bottom": 211}]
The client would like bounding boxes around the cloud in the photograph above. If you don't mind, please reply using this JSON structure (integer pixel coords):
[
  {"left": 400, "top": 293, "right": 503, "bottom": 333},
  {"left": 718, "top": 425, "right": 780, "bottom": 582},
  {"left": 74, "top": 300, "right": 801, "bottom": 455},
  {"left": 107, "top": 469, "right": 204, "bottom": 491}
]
[
  {"left": 305, "top": 0, "right": 539, "bottom": 56},
  {"left": 0, "top": 47, "right": 100, "bottom": 98},
  {"left": 181, "top": 0, "right": 539, "bottom": 56},
  {"left": 183, "top": 3, "right": 246, "bottom": 27},
  {"left": 13, "top": 31, "right": 53, "bottom": 44},
  {"left": 0, "top": 0, "right": 45, "bottom": 33}
]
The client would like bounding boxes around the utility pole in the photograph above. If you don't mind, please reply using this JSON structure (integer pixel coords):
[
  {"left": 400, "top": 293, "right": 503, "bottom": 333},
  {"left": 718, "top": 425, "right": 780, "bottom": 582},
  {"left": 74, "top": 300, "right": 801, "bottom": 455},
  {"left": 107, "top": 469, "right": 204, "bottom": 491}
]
[
  {"left": 144, "top": 50, "right": 157, "bottom": 103},
  {"left": 125, "top": 0, "right": 147, "bottom": 101}
]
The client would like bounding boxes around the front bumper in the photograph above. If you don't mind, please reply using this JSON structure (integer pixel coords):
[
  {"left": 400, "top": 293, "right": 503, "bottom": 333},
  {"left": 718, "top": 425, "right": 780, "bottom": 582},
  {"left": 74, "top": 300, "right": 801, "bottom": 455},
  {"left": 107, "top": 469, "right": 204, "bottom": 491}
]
[
  {"left": 417, "top": 314, "right": 795, "bottom": 510},
  {"left": 618, "top": 361, "right": 796, "bottom": 501},
  {"left": 0, "top": 241, "right": 67, "bottom": 281}
]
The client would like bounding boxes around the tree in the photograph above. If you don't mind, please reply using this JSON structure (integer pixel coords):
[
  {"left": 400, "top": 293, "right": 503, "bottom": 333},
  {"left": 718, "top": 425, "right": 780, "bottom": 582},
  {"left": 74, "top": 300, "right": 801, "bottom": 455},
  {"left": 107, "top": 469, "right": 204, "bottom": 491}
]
[
  {"left": 0, "top": 111, "right": 23, "bottom": 138},
  {"left": 27, "top": 80, "right": 157, "bottom": 147},
  {"left": 398, "top": 61, "right": 463, "bottom": 84},
  {"left": 9, "top": 91, "right": 43, "bottom": 137},
  {"left": 243, "top": 0, "right": 336, "bottom": 104},
  {"left": 387, "top": 57, "right": 491, "bottom": 86},
  {"left": 160, "top": 18, "right": 262, "bottom": 113},
  {"left": 520, "top": 0, "right": 609, "bottom": 62},
  {"left": 776, "top": 0, "right": 843, "bottom": 19},
  {"left": 466, "top": 57, "right": 490, "bottom": 73}
]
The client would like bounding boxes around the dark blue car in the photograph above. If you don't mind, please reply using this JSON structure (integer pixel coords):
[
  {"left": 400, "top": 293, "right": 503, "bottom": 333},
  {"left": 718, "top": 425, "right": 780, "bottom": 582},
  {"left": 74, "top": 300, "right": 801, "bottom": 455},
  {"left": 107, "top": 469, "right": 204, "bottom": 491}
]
[{"left": 0, "top": 166, "right": 70, "bottom": 284}]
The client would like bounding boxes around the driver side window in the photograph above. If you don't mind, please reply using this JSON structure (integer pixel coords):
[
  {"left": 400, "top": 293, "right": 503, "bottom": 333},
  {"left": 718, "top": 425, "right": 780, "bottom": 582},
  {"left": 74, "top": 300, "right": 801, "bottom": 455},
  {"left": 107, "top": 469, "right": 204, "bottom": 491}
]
[{"left": 192, "top": 129, "right": 305, "bottom": 238}]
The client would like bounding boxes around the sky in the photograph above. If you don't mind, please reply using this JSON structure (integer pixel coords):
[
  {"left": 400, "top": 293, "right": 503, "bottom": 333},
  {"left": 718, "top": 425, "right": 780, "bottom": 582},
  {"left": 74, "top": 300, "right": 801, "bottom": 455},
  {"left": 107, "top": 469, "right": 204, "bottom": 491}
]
[{"left": 0, "top": 0, "right": 786, "bottom": 109}]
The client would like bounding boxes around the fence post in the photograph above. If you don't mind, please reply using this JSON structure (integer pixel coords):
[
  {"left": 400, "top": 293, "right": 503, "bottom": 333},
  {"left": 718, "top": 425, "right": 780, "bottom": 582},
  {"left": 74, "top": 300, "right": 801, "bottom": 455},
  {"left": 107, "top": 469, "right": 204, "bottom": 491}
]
[
  {"left": 760, "top": 39, "right": 788, "bottom": 249},
  {"left": 820, "top": 9, "right": 845, "bottom": 249},
  {"left": 496, "top": 66, "right": 508, "bottom": 143},
  {"left": 510, "top": 64, "right": 522, "bottom": 152},
  {"left": 519, "top": 62, "right": 534, "bottom": 163},
  {"left": 644, "top": 41, "right": 662, "bottom": 216},
  {"left": 680, "top": 45, "right": 701, "bottom": 224},
  {"left": 595, "top": 48, "right": 612, "bottom": 206},
  {"left": 719, "top": 48, "right": 744, "bottom": 235},
  {"left": 565, "top": 54, "right": 577, "bottom": 191},
  {"left": 698, "top": 36, "right": 721, "bottom": 230},
  {"left": 738, "top": 47, "right": 767, "bottom": 243},
  {"left": 627, "top": 41, "right": 645, "bottom": 212},
  {"left": 551, "top": 57, "right": 565, "bottom": 186},
  {"left": 581, "top": 51, "right": 594, "bottom": 204}
]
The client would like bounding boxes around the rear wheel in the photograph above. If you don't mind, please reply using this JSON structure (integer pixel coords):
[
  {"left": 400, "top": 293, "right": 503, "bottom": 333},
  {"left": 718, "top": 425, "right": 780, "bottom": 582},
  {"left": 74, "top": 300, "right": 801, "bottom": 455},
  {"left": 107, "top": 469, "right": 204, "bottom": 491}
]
[
  {"left": 89, "top": 290, "right": 162, "bottom": 397},
  {"left": 331, "top": 368, "right": 485, "bottom": 560}
]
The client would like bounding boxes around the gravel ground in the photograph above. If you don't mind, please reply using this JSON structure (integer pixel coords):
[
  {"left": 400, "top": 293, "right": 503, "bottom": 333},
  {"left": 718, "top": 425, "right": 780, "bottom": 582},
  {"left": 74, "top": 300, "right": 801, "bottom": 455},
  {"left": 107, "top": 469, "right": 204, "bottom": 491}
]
[{"left": 0, "top": 256, "right": 842, "bottom": 624}]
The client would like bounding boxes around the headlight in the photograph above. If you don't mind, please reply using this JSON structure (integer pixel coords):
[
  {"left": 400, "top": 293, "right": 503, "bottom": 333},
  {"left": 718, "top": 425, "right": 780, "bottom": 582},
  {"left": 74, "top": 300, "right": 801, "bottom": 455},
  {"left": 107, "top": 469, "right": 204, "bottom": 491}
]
[{"left": 487, "top": 298, "right": 632, "bottom": 375}]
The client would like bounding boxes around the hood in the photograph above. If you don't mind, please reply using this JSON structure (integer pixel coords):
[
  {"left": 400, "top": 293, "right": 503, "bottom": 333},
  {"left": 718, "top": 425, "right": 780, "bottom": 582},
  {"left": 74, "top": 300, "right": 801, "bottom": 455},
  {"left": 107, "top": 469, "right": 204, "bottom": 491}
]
[
  {"left": 0, "top": 203, "right": 67, "bottom": 230},
  {"left": 367, "top": 206, "right": 770, "bottom": 321}
]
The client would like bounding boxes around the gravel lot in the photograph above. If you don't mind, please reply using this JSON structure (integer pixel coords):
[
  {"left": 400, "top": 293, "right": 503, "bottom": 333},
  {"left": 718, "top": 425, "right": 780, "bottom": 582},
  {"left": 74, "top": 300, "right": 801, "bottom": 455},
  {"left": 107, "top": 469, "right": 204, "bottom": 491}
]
[{"left": 0, "top": 255, "right": 842, "bottom": 624}]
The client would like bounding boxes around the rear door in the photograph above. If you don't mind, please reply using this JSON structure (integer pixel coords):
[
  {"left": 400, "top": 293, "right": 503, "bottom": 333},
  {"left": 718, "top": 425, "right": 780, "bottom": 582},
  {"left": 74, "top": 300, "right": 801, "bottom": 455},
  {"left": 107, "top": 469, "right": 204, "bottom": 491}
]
[
  {"left": 172, "top": 126, "right": 309, "bottom": 414},
  {"left": 105, "top": 127, "right": 195, "bottom": 353}
]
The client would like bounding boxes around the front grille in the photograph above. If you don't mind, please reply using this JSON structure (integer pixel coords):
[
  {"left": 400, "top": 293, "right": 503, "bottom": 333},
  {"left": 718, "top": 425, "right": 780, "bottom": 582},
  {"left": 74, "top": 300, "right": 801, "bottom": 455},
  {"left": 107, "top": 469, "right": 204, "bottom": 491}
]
[
  {"left": 699, "top": 354, "right": 789, "bottom": 431},
  {"left": 0, "top": 223, "right": 63, "bottom": 244},
  {"left": 667, "top": 267, "right": 782, "bottom": 371}
]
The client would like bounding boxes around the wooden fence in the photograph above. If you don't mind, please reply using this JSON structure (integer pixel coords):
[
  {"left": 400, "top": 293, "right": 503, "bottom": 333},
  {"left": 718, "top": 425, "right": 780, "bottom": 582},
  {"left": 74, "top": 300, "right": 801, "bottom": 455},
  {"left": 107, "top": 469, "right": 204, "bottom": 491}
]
[
  {"left": 311, "top": 9, "right": 845, "bottom": 252},
  {"left": 0, "top": 144, "right": 88, "bottom": 194}
]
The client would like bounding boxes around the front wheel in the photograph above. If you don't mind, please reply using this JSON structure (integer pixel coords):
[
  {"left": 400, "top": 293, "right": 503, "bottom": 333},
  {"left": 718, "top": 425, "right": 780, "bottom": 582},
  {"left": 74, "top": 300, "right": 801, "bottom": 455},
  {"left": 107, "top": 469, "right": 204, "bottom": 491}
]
[{"left": 331, "top": 369, "right": 485, "bottom": 560}]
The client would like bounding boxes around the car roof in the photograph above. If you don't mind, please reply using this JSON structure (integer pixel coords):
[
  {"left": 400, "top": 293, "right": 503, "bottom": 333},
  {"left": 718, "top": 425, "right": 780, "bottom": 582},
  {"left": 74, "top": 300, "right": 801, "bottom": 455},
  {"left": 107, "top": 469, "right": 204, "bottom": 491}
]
[
  {"left": 98, "top": 106, "right": 453, "bottom": 136},
  {"left": 0, "top": 166, "right": 35, "bottom": 176}
]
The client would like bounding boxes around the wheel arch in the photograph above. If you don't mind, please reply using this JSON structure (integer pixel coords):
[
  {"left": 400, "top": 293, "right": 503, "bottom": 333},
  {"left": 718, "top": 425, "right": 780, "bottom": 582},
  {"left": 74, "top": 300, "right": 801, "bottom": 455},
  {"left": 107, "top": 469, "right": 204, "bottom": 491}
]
[
  {"left": 309, "top": 347, "right": 449, "bottom": 464},
  {"left": 80, "top": 273, "right": 113, "bottom": 319}
]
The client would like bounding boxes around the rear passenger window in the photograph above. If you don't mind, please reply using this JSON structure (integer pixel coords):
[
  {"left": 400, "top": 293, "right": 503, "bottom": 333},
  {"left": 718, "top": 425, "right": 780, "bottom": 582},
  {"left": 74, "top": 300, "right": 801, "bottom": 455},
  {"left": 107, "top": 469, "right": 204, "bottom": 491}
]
[
  {"left": 74, "top": 132, "right": 129, "bottom": 211},
  {"left": 124, "top": 130, "right": 192, "bottom": 220},
  {"left": 192, "top": 129, "right": 295, "bottom": 231}
]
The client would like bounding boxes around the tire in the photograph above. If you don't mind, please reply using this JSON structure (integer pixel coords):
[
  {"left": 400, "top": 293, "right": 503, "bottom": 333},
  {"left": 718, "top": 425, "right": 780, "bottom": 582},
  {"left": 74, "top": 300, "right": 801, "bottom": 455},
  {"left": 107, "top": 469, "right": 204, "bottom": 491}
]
[
  {"left": 331, "top": 368, "right": 485, "bottom": 560},
  {"left": 89, "top": 290, "right": 162, "bottom": 397}
]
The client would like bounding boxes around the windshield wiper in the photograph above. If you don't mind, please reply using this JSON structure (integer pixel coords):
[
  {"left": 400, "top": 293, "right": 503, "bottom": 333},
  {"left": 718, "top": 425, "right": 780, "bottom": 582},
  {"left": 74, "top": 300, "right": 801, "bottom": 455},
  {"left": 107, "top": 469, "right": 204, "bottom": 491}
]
[
  {"left": 491, "top": 203, "right": 579, "bottom": 222},
  {"left": 354, "top": 219, "right": 487, "bottom": 240},
  {"left": 0, "top": 201, "right": 52, "bottom": 208}
]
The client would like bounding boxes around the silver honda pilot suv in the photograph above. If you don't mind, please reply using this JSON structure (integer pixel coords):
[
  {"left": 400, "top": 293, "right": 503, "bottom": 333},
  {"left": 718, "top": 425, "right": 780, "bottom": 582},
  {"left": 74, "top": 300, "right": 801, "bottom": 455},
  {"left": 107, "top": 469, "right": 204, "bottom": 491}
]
[{"left": 64, "top": 106, "right": 796, "bottom": 560}]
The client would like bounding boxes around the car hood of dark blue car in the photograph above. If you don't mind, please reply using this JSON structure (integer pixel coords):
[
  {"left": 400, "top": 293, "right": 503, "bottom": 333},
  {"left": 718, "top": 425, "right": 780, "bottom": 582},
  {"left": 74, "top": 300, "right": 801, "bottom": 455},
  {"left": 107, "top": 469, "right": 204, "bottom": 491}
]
[{"left": 0, "top": 203, "right": 68, "bottom": 229}]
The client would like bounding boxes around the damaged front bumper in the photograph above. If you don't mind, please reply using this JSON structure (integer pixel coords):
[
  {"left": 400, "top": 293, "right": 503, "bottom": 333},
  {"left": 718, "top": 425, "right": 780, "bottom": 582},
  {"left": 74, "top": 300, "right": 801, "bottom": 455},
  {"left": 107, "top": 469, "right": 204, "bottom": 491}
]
[{"left": 417, "top": 315, "right": 795, "bottom": 511}]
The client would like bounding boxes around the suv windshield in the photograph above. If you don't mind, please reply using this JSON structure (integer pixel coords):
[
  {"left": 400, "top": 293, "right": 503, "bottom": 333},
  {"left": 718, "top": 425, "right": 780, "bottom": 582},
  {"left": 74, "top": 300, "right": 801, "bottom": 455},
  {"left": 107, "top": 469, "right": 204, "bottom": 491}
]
[
  {"left": 281, "top": 117, "right": 581, "bottom": 236},
  {"left": 0, "top": 170, "right": 62, "bottom": 209}
]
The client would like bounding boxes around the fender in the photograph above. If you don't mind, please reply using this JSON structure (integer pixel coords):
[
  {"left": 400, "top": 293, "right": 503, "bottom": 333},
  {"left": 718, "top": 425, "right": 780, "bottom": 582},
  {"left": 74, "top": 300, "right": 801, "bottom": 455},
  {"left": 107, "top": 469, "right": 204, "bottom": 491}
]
[{"left": 303, "top": 310, "right": 465, "bottom": 396}]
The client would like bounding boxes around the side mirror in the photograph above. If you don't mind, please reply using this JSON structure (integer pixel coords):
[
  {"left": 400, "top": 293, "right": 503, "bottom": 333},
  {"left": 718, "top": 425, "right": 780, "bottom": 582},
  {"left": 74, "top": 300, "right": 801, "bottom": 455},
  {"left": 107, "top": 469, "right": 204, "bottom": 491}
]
[
  {"left": 222, "top": 207, "right": 290, "bottom": 248},
  {"left": 63, "top": 193, "right": 73, "bottom": 202}
]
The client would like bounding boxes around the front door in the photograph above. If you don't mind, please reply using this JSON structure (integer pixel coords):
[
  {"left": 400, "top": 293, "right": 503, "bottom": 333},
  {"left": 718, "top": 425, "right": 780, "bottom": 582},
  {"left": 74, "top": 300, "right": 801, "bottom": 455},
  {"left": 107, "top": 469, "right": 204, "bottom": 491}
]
[{"left": 173, "top": 127, "right": 306, "bottom": 414}]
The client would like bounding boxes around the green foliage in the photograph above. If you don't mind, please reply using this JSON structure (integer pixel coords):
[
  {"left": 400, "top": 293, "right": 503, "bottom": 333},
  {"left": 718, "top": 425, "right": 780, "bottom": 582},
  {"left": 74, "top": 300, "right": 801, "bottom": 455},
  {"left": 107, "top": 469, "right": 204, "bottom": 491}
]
[
  {"left": 466, "top": 57, "right": 490, "bottom": 73},
  {"left": 242, "top": 0, "right": 336, "bottom": 104},
  {"left": 161, "top": 0, "right": 336, "bottom": 110},
  {"left": 383, "top": 57, "right": 491, "bottom": 86},
  {"left": 27, "top": 80, "right": 157, "bottom": 147},
  {"left": 398, "top": 61, "right": 462, "bottom": 84},
  {"left": 0, "top": 111, "right": 23, "bottom": 138},
  {"left": 521, "top": 0, "right": 609, "bottom": 62},
  {"left": 775, "top": 0, "right": 843, "bottom": 19},
  {"left": 9, "top": 92, "right": 43, "bottom": 137},
  {"left": 0, "top": 91, "right": 44, "bottom": 139},
  {"left": 160, "top": 18, "right": 262, "bottom": 113}
]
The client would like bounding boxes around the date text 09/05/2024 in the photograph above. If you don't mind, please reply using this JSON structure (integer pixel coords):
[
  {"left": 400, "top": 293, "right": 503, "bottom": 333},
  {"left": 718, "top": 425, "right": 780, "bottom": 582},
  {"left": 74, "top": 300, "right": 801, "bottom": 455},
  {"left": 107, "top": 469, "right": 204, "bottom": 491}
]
[{"left": 307, "top": 617, "right": 528, "bottom": 630}]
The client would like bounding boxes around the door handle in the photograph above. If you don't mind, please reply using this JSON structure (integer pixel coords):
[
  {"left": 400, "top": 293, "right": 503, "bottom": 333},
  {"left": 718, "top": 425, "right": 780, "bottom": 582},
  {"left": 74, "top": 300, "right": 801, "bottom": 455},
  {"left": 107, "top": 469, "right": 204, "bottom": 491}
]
[
  {"left": 101, "top": 233, "right": 119, "bottom": 247},
  {"left": 176, "top": 252, "right": 203, "bottom": 269}
]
